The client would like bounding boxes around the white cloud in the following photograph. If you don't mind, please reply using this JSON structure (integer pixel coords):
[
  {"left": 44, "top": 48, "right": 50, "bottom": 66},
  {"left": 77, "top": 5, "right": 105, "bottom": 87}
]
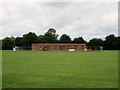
[{"left": 0, "top": 2, "right": 118, "bottom": 41}]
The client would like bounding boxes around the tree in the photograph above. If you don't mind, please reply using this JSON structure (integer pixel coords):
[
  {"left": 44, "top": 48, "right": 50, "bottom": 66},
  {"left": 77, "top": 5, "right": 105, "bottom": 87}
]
[
  {"left": 0, "top": 40, "right": 2, "bottom": 50},
  {"left": 47, "top": 28, "right": 56, "bottom": 35},
  {"left": 88, "top": 38, "right": 104, "bottom": 46},
  {"left": 15, "top": 37, "right": 23, "bottom": 46},
  {"left": 2, "top": 37, "right": 15, "bottom": 50},
  {"left": 104, "top": 34, "right": 118, "bottom": 50},
  {"left": 40, "top": 28, "right": 58, "bottom": 43},
  {"left": 46, "top": 28, "right": 58, "bottom": 38},
  {"left": 72, "top": 37, "right": 86, "bottom": 44},
  {"left": 22, "top": 32, "right": 38, "bottom": 46},
  {"left": 59, "top": 34, "right": 71, "bottom": 43},
  {"left": 118, "top": 36, "right": 120, "bottom": 50},
  {"left": 42, "top": 33, "right": 57, "bottom": 43},
  {"left": 36, "top": 35, "right": 44, "bottom": 43}
]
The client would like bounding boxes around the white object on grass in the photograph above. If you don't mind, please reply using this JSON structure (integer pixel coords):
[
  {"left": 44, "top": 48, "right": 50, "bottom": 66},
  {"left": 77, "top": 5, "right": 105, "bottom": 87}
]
[
  {"left": 13, "top": 47, "right": 16, "bottom": 51},
  {"left": 84, "top": 48, "right": 87, "bottom": 51},
  {"left": 68, "top": 49, "right": 75, "bottom": 52}
]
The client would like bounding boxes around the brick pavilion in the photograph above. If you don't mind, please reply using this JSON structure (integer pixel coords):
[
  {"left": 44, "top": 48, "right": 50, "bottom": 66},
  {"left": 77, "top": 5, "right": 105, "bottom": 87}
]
[{"left": 32, "top": 43, "right": 86, "bottom": 51}]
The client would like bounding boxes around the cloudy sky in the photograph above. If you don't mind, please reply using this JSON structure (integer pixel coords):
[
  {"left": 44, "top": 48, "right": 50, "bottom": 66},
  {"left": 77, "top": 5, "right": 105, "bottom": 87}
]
[{"left": 0, "top": 1, "right": 118, "bottom": 41}]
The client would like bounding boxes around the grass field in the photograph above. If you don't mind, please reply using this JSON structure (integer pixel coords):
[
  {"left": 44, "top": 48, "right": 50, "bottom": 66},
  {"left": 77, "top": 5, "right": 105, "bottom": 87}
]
[
  {"left": 0, "top": 51, "right": 2, "bottom": 89},
  {"left": 2, "top": 50, "right": 118, "bottom": 88}
]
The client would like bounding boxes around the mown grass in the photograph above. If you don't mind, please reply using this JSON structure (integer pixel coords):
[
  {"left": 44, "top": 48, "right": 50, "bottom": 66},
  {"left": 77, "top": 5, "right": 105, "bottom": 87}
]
[
  {"left": 0, "top": 50, "right": 2, "bottom": 89},
  {"left": 2, "top": 50, "right": 118, "bottom": 88}
]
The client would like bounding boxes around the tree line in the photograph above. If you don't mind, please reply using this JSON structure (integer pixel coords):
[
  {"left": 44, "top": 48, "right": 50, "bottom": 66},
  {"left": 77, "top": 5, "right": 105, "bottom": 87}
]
[{"left": 1, "top": 28, "right": 120, "bottom": 50}]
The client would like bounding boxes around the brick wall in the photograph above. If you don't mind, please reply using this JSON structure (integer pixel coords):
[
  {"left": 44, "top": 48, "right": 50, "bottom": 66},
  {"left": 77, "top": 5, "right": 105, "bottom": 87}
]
[{"left": 32, "top": 43, "right": 86, "bottom": 51}]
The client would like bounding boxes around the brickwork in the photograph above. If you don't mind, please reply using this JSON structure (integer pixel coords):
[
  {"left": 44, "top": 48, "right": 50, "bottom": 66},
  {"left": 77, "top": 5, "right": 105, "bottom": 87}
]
[{"left": 32, "top": 43, "right": 86, "bottom": 51}]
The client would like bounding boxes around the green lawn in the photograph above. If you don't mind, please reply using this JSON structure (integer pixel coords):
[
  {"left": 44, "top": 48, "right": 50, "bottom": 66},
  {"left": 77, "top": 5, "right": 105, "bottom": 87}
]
[
  {"left": 2, "top": 50, "right": 118, "bottom": 88},
  {"left": 0, "top": 51, "right": 2, "bottom": 89}
]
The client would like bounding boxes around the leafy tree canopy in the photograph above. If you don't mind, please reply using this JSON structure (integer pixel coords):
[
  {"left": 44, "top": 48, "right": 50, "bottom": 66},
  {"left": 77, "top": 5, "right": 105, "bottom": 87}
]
[{"left": 60, "top": 34, "right": 71, "bottom": 43}]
